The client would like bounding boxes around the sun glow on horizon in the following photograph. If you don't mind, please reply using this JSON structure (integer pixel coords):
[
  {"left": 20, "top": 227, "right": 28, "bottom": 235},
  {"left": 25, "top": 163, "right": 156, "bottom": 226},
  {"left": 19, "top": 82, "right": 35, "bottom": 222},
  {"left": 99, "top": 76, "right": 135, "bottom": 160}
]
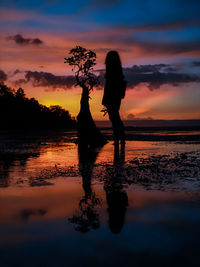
[{"left": 1, "top": 1, "right": 200, "bottom": 120}]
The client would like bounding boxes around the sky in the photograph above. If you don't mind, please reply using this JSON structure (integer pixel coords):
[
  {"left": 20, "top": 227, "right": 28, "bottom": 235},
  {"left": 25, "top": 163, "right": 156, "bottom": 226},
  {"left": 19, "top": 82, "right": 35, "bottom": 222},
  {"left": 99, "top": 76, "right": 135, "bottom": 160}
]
[{"left": 0, "top": 0, "right": 200, "bottom": 120}]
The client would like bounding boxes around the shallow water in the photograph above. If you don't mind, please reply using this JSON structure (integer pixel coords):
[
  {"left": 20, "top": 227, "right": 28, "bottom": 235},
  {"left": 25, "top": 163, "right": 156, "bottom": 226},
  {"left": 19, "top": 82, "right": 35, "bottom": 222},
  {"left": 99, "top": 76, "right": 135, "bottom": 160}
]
[{"left": 0, "top": 131, "right": 200, "bottom": 266}]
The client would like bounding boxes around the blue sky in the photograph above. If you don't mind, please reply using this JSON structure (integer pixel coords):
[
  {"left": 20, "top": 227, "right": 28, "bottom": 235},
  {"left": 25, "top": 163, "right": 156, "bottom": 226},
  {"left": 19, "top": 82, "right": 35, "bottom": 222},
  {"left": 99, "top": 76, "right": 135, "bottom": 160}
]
[{"left": 0, "top": 0, "right": 200, "bottom": 120}]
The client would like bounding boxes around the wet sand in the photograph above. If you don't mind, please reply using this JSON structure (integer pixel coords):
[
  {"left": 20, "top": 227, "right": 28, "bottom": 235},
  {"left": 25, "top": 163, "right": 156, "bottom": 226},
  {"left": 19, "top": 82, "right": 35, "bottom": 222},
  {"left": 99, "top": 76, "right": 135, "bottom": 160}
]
[{"left": 0, "top": 130, "right": 200, "bottom": 266}]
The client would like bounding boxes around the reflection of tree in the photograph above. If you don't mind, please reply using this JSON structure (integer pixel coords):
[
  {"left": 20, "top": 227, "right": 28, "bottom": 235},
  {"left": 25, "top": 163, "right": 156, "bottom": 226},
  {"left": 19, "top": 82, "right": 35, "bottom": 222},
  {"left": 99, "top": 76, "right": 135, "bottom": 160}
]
[
  {"left": 104, "top": 143, "right": 128, "bottom": 234},
  {"left": 0, "top": 136, "right": 41, "bottom": 187},
  {"left": 68, "top": 143, "right": 102, "bottom": 233},
  {"left": 69, "top": 191, "right": 100, "bottom": 233}
]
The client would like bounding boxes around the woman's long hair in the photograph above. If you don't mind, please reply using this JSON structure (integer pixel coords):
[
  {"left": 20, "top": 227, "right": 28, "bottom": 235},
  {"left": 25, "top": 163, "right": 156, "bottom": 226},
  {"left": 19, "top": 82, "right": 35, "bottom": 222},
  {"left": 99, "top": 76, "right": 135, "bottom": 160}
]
[{"left": 105, "top": 51, "right": 124, "bottom": 80}]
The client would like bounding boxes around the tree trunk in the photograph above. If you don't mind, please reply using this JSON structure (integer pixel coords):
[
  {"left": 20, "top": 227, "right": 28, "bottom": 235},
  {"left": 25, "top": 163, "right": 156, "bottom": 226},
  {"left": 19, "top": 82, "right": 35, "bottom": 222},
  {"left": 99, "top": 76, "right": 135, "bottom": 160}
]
[{"left": 77, "top": 86, "right": 107, "bottom": 147}]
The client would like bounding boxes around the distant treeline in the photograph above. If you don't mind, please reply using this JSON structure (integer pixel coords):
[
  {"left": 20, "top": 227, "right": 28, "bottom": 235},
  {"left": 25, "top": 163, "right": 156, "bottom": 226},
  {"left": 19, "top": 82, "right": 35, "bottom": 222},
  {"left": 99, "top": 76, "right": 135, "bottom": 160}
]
[{"left": 0, "top": 83, "right": 76, "bottom": 129}]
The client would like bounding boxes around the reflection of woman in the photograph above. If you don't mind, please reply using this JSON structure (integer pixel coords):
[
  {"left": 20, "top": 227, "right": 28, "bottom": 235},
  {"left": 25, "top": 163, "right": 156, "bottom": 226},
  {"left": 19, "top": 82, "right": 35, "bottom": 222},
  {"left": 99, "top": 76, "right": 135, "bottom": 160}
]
[
  {"left": 104, "top": 143, "right": 128, "bottom": 234},
  {"left": 106, "top": 185, "right": 128, "bottom": 234},
  {"left": 102, "top": 51, "right": 126, "bottom": 144}
]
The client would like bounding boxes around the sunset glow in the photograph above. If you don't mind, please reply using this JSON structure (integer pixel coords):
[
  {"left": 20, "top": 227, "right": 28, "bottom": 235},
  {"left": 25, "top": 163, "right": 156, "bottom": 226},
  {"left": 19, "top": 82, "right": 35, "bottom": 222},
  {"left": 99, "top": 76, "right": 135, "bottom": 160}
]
[{"left": 0, "top": 0, "right": 200, "bottom": 120}]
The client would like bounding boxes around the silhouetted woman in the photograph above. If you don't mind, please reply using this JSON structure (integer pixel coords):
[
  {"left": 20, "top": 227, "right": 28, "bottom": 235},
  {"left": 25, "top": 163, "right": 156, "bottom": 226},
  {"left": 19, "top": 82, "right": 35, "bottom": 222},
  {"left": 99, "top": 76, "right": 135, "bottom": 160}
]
[{"left": 102, "top": 51, "right": 126, "bottom": 144}]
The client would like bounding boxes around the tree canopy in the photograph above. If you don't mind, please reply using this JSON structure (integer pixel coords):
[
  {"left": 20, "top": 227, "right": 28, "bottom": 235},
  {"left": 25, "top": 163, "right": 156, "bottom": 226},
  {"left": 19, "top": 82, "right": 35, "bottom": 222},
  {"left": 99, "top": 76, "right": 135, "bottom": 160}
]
[{"left": 64, "top": 46, "right": 99, "bottom": 91}]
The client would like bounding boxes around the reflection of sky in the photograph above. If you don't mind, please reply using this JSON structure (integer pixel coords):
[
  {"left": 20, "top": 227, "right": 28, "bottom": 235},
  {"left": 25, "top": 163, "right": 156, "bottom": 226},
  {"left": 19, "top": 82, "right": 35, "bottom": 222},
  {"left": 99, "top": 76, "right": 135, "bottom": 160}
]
[
  {"left": 1, "top": 180, "right": 200, "bottom": 266},
  {"left": 0, "top": 0, "right": 200, "bottom": 119},
  {"left": 0, "top": 132, "right": 200, "bottom": 265}
]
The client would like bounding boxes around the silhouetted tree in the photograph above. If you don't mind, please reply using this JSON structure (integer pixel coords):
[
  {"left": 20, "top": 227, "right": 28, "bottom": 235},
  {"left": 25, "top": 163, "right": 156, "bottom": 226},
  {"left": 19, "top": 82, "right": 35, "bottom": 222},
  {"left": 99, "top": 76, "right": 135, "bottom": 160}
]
[
  {"left": 0, "top": 82, "right": 76, "bottom": 129},
  {"left": 64, "top": 46, "right": 106, "bottom": 147},
  {"left": 15, "top": 88, "right": 25, "bottom": 99}
]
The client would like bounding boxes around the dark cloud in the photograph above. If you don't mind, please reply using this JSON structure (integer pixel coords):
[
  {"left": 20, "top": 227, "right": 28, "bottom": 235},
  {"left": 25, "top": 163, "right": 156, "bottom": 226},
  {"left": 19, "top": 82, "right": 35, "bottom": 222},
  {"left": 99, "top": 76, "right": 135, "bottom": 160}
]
[
  {"left": 123, "top": 70, "right": 200, "bottom": 90},
  {"left": 127, "top": 114, "right": 153, "bottom": 120},
  {"left": 12, "top": 63, "right": 200, "bottom": 91},
  {"left": 0, "top": 69, "right": 7, "bottom": 82},
  {"left": 13, "top": 69, "right": 22, "bottom": 75},
  {"left": 15, "top": 71, "right": 76, "bottom": 90},
  {"left": 191, "top": 61, "right": 200, "bottom": 67},
  {"left": 97, "top": 64, "right": 200, "bottom": 90},
  {"left": 162, "top": 66, "right": 178, "bottom": 72},
  {"left": 6, "top": 34, "right": 43, "bottom": 45},
  {"left": 124, "top": 64, "right": 176, "bottom": 73}
]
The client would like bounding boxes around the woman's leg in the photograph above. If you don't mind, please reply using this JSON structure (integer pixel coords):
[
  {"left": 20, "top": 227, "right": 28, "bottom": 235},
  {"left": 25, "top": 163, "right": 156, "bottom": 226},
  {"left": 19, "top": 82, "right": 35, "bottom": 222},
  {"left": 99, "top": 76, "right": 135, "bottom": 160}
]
[
  {"left": 108, "top": 108, "right": 125, "bottom": 143},
  {"left": 115, "top": 110, "right": 125, "bottom": 143},
  {"left": 108, "top": 108, "right": 119, "bottom": 143}
]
